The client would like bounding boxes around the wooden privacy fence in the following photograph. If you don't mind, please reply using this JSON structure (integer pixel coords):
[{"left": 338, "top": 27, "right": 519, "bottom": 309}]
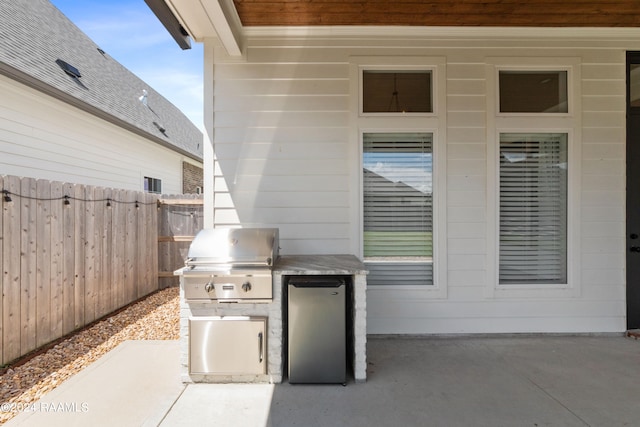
[
  {"left": 157, "top": 195, "right": 204, "bottom": 288},
  {"left": 0, "top": 175, "right": 159, "bottom": 365}
]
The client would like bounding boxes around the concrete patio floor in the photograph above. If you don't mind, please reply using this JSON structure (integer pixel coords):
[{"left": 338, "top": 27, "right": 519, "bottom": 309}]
[{"left": 5, "top": 335, "right": 640, "bottom": 426}]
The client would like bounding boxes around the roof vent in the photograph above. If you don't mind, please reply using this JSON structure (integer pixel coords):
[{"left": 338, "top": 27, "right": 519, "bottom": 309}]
[
  {"left": 153, "top": 121, "right": 167, "bottom": 135},
  {"left": 139, "top": 89, "right": 148, "bottom": 106},
  {"left": 55, "top": 59, "right": 81, "bottom": 78}
]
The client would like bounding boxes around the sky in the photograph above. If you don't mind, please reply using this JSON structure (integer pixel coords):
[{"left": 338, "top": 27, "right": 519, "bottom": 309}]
[
  {"left": 50, "top": 0, "right": 204, "bottom": 131},
  {"left": 364, "top": 153, "right": 433, "bottom": 194}
]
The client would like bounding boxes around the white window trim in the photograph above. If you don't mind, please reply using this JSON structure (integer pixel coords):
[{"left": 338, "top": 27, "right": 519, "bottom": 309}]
[
  {"left": 486, "top": 57, "right": 582, "bottom": 299},
  {"left": 350, "top": 56, "right": 447, "bottom": 298}
]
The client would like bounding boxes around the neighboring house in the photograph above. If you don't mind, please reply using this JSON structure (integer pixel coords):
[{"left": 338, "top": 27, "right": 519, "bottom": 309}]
[
  {"left": 0, "top": 0, "right": 203, "bottom": 195},
  {"left": 149, "top": 0, "right": 640, "bottom": 334}
]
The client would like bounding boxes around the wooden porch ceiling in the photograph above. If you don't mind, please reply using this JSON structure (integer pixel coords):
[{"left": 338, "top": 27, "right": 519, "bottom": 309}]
[{"left": 231, "top": 0, "right": 640, "bottom": 27}]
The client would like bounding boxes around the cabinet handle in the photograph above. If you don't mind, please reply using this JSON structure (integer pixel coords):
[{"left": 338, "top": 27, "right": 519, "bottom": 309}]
[{"left": 258, "top": 332, "right": 264, "bottom": 363}]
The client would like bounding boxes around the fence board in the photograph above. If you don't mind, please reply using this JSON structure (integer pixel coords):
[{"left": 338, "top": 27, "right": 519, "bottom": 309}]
[
  {"left": 100, "top": 187, "right": 112, "bottom": 319},
  {"left": 139, "top": 194, "right": 158, "bottom": 296},
  {"left": 114, "top": 190, "right": 124, "bottom": 310},
  {"left": 84, "top": 185, "right": 97, "bottom": 324},
  {"left": 124, "top": 190, "right": 136, "bottom": 303},
  {"left": 111, "top": 193, "right": 119, "bottom": 314},
  {"left": 20, "top": 177, "right": 37, "bottom": 355},
  {"left": 137, "top": 194, "right": 147, "bottom": 298},
  {"left": 158, "top": 196, "right": 171, "bottom": 288},
  {"left": 119, "top": 197, "right": 126, "bottom": 305},
  {"left": 62, "top": 182, "right": 75, "bottom": 336},
  {"left": 74, "top": 184, "right": 85, "bottom": 330},
  {"left": 35, "top": 179, "right": 51, "bottom": 349},
  {"left": 2, "top": 175, "right": 21, "bottom": 362},
  {"left": 50, "top": 181, "right": 63, "bottom": 340},
  {"left": 149, "top": 192, "right": 159, "bottom": 293}
]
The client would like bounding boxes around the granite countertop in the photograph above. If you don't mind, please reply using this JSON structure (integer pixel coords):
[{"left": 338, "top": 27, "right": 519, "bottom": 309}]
[{"left": 274, "top": 254, "right": 368, "bottom": 275}]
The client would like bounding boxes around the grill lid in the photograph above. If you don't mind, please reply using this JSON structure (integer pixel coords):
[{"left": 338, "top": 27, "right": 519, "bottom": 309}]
[{"left": 186, "top": 228, "right": 279, "bottom": 267}]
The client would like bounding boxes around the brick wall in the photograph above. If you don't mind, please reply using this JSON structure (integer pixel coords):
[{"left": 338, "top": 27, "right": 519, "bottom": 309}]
[{"left": 182, "top": 162, "right": 203, "bottom": 194}]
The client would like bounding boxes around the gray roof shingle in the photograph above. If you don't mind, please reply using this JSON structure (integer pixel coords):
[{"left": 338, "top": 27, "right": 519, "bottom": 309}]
[{"left": 0, "top": 0, "right": 202, "bottom": 160}]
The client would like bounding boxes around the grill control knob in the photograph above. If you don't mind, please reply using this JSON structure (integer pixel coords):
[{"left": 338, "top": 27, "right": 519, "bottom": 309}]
[
  {"left": 204, "top": 282, "right": 215, "bottom": 293},
  {"left": 242, "top": 281, "right": 252, "bottom": 292}
]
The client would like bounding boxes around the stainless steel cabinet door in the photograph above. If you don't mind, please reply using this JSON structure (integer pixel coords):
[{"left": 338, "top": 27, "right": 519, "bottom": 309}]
[
  {"left": 288, "top": 283, "right": 346, "bottom": 383},
  {"left": 189, "top": 317, "right": 266, "bottom": 375}
]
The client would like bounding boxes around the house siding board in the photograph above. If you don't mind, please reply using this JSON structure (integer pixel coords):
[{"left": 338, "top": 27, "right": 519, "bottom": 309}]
[
  {"left": 367, "top": 316, "right": 623, "bottom": 335},
  {"left": 0, "top": 75, "right": 186, "bottom": 194},
  {"left": 208, "top": 36, "right": 637, "bottom": 333}
]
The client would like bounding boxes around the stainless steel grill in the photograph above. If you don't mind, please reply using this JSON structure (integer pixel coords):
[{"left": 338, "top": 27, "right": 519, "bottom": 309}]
[{"left": 181, "top": 228, "right": 279, "bottom": 303}]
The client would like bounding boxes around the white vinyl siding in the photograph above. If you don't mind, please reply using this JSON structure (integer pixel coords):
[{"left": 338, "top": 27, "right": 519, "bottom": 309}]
[
  {"left": 210, "top": 45, "right": 351, "bottom": 254},
  {"left": 206, "top": 33, "right": 633, "bottom": 334},
  {"left": 0, "top": 75, "right": 194, "bottom": 194},
  {"left": 499, "top": 133, "right": 568, "bottom": 285}
]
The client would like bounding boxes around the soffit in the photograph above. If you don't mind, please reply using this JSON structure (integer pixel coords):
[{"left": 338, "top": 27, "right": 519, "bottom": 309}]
[{"left": 231, "top": 0, "right": 640, "bottom": 27}]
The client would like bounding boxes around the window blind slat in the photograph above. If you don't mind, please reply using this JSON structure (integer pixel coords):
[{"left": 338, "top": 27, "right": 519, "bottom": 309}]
[{"left": 365, "top": 262, "right": 433, "bottom": 286}]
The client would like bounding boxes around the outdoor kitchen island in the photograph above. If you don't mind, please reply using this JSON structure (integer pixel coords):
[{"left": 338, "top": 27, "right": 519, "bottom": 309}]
[{"left": 178, "top": 253, "right": 367, "bottom": 384}]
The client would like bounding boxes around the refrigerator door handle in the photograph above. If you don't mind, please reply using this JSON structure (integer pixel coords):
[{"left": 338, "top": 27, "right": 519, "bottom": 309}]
[{"left": 258, "top": 332, "right": 264, "bottom": 363}]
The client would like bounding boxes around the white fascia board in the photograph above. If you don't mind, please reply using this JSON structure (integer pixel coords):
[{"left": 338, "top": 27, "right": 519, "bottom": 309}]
[
  {"left": 167, "top": 0, "right": 243, "bottom": 56},
  {"left": 201, "top": 0, "right": 243, "bottom": 56}
]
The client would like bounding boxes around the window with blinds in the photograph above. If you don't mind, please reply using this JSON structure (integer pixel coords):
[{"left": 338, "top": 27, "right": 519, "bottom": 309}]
[
  {"left": 144, "top": 176, "right": 162, "bottom": 194},
  {"left": 363, "top": 132, "right": 433, "bottom": 286},
  {"left": 499, "top": 133, "right": 568, "bottom": 285}
]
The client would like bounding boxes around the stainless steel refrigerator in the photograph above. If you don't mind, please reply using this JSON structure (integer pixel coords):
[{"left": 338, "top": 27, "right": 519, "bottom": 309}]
[{"left": 287, "top": 276, "right": 346, "bottom": 384}]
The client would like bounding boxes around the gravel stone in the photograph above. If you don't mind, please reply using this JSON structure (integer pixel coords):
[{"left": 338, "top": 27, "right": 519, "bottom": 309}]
[{"left": 0, "top": 287, "right": 179, "bottom": 424}]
